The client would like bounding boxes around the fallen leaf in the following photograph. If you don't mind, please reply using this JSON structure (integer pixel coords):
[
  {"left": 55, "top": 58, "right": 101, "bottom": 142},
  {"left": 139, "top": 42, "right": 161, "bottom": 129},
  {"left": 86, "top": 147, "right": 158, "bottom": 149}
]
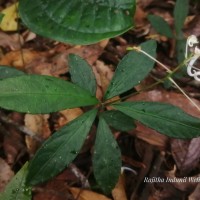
[
  {"left": 189, "top": 183, "right": 200, "bottom": 200},
  {"left": 69, "top": 187, "right": 112, "bottom": 200},
  {"left": 0, "top": 31, "right": 23, "bottom": 50},
  {"left": 92, "top": 60, "right": 114, "bottom": 100},
  {"left": 112, "top": 174, "right": 127, "bottom": 200},
  {"left": 0, "top": 158, "right": 14, "bottom": 192},
  {"left": 0, "top": 2, "right": 18, "bottom": 31},
  {"left": 56, "top": 108, "right": 83, "bottom": 130},
  {"left": 0, "top": 49, "right": 41, "bottom": 69},
  {"left": 24, "top": 114, "right": 50, "bottom": 155},
  {"left": 171, "top": 138, "right": 200, "bottom": 175}
]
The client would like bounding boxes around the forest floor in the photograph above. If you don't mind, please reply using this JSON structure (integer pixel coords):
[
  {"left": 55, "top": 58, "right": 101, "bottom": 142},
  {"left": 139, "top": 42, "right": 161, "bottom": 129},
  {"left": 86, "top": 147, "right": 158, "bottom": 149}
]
[{"left": 0, "top": 0, "right": 200, "bottom": 200}]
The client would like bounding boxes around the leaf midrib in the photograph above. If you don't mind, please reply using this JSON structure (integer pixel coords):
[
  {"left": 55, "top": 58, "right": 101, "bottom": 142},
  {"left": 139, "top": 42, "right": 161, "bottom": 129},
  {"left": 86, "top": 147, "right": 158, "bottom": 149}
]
[{"left": 118, "top": 106, "right": 200, "bottom": 131}]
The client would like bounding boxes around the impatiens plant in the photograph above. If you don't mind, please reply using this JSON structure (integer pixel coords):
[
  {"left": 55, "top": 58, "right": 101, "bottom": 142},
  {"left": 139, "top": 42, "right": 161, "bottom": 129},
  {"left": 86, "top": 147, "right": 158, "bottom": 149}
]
[
  {"left": 1, "top": 0, "right": 200, "bottom": 199},
  {"left": 0, "top": 40, "right": 200, "bottom": 197}
]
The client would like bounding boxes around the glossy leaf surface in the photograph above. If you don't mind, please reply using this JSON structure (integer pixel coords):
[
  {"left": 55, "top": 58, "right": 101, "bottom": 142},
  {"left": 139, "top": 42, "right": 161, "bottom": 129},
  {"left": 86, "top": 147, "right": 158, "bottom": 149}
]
[
  {"left": 104, "top": 40, "right": 156, "bottom": 100},
  {"left": 101, "top": 110, "right": 135, "bottom": 131},
  {"left": 68, "top": 54, "right": 96, "bottom": 96},
  {"left": 19, "top": 0, "right": 136, "bottom": 45},
  {"left": 0, "top": 162, "right": 32, "bottom": 200},
  {"left": 93, "top": 117, "right": 121, "bottom": 193},
  {"left": 0, "top": 75, "right": 98, "bottom": 114},
  {"left": 114, "top": 101, "right": 200, "bottom": 138},
  {"left": 26, "top": 109, "right": 97, "bottom": 185}
]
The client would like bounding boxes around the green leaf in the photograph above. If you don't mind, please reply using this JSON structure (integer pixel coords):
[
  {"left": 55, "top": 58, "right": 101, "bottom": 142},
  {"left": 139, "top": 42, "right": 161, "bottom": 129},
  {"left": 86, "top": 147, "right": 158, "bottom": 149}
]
[
  {"left": 19, "top": 0, "right": 136, "bottom": 45},
  {"left": 0, "top": 66, "right": 25, "bottom": 79},
  {"left": 93, "top": 117, "right": 121, "bottom": 193},
  {"left": 113, "top": 102, "right": 200, "bottom": 139},
  {"left": 0, "top": 13, "right": 5, "bottom": 23},
  {"left": 174, "top": 0, "right": 189, "bottom": 37},
  {"left": 68, "top": 54, "right": 96, "bottom": 96},
  {"left": 26, "top": 109, "right": 97, "bottom": 185},
  {"left": 104, "top": 40, "right": 157, "bottom": 100},
  {"left": 0, "top": 162, "right": 32, "bottom": 200},
  {"left": 147, "top": 15, "right": 173, "bottom": 38},
  {"left": 0, "top": 75, "right": 98, "bottom": 114},
  {"left": 101, "top": 110, "right": 135, "bottom": 131},
  {"left": 176, "top": 38, "right": 186, "bottom": 63}
]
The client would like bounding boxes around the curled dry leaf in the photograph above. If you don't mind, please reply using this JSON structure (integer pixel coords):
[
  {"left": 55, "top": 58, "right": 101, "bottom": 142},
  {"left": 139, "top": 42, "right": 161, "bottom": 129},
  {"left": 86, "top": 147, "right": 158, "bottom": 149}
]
[
  {"left": 92, "top": 60, "right": 114, "bottom": 100},
  {"left": 0, "top": 158, "right": 14, "bottom": 192},
  {"left": 24, "top": 114, "right": 50, "bottom": 155},
  {"left": 69, "top": 187, "right": 112, "bottom": 200},
  {"left": 171, "top": 138, "right": 200, "bottom": 175}
]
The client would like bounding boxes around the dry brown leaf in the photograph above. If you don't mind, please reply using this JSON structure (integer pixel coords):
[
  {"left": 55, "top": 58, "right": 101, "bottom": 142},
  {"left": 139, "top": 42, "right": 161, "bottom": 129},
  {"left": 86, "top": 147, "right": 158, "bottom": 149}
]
[
  {"left": 24, "top": 114, "right": 50, "bottom": 154},
  {"left": 57, "top": 108, "right": 83, "bottom": 129},
  {"left": 0, "top": 49, "right": 41, "bottom": 69},
  {"left": 92, "top": 60, "right": 114, "bottom": 100},
  {"left": 0, "top": 158, "right": 14, "bottom": 192},
  {"left": 189, "top": 183, "right": 200, "bottom": 200},
  {"left": 112, "top": 174, "right": 127, "bottom": 200},
  {"left": 165, "top": 167, "right": 196, "bottom": 192},
  {"left": 3, "top": 120, "right": 25, "bottom": 165},
  {"left": 133, "top": 123, "right": 169, "bottom": 150},
  {"left": 0, "top": 31, "right": 23, "bottom": 50},
  {"left": 171, "top": 138, "right": 200, "bottom": 175},
  {"left": 69, "top": 187, "right": 112, "bottom": 200}
]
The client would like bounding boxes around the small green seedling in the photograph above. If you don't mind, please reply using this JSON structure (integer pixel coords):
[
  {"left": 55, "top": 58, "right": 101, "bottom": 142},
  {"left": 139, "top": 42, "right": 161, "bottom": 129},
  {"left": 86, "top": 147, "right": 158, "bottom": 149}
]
[{"left": 148, "top": 0, "right": 189, "bottom": 63}]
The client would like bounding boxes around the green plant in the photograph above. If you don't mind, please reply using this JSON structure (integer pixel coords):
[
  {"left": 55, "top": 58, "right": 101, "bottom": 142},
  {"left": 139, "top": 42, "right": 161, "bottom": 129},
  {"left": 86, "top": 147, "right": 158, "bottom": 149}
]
[
  {"left": 1, "top": 0, "right": 200, "bottom": 198},
  {"left": 18, "top": 0, "right": 136, "bottom": 45},
  {"left": 1, "top": 40, "right": 200, "bottom": 197},
  {"left": 147, "top": 0, "right": 189, "bottom": 63}
]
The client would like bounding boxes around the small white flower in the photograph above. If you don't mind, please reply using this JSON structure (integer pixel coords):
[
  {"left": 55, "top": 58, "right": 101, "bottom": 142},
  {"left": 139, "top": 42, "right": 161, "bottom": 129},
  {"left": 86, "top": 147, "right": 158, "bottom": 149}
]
[{"left": 185, "top": 35, "right": 200, "bottom": 81}]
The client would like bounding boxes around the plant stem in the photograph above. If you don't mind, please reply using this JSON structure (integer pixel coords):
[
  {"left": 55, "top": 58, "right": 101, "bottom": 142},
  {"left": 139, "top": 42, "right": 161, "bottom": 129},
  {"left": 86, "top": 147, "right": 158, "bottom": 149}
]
[{"left": 127, "top": 46, "right": 200, "bottom": 112}]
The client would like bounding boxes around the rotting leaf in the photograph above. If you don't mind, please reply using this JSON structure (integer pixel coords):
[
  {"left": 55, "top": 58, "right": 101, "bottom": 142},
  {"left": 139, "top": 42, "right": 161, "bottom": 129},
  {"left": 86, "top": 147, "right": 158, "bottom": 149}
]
[{"left": 171, "top": 138, "right": 200, "bottom": 175}]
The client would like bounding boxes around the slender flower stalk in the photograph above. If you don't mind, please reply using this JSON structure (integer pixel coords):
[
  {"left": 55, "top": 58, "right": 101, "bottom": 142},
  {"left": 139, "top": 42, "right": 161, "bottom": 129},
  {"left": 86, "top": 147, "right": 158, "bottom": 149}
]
[{"left": 127, "top": 41, "right": 200, "bottom": 112}]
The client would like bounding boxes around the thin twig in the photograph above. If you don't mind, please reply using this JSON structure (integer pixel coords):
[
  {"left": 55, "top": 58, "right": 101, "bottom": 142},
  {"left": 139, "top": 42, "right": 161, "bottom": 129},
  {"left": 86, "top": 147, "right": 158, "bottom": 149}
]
[{"left": 0, "top": 111, "right": 43, "bottom": 142}]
